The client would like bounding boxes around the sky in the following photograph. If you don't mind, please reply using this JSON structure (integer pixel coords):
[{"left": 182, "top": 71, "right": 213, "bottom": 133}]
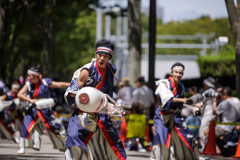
[
  {"left": 142, "top": 0, "right": 229, "bottom": 23},
  {"left": 100, "top": 0, "right": 230, "bottom": 23}
]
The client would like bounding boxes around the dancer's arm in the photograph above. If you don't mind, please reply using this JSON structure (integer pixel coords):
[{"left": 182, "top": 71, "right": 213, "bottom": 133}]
[
  {"left": 49, "top": 81, "right": 70, "bottom": 88},
  {"left": 69, "top": 69, "right": 89, "bottom": 98},
  {"left": 17, "top": 84, "right": 36, "bottom": 103}
]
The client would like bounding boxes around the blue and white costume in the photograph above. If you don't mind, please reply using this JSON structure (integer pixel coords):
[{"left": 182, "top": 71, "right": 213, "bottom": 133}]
[
  {"left": 0, "top": 88, "right": 17, "bottom": 142},
  {"left": 64, "top": 58, "right": 126, "bottom": 160},
  {"left": 19, "top": 78, "right": 66, "bottom": 151},
  {"left": 150, "top": 77, "right": 200, "bottom": 160},
  {"left": 5, "top": 90, "right": 24, "bottom": 131}
]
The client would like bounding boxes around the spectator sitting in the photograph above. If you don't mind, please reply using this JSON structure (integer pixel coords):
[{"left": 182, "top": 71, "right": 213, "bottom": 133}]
[
  {"left": 126, "top": 102, "right": 147, "bottom": 152},
  {"left": 132, "top": 76, "right": 155, "bottom": 116},
  {"left": 181, "top": 106, "right": 201, "bottom": 139},
  {"left": 117, "top": 77, "right": 134, "bottom": 106},
  {"left": 204, "top": 86, "right": 239, "bottom": 153}
]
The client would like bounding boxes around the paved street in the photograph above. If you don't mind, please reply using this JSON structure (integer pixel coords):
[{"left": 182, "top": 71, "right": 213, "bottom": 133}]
[
  {"left": 0, "top": 131, "right": 238, "bottom": 160},
  {"left": 0, "top": 131, "right": 151, "bottom": 160}
]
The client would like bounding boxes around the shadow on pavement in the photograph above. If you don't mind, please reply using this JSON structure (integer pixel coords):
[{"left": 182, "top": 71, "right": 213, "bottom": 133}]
[{"left": 0, "top": 155, "right": 60, "bottom": 160}]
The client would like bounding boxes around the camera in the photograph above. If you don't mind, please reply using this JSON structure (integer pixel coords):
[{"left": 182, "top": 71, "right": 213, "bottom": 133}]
[
  {"left": 186, "top": 94, "right": 204, "bottom": 105},
  {"left": 195, "top": 110, "right": 202, "bottom": 116},
  {"left": 204, "top": 91, "right": 221, "bottom": 98}
]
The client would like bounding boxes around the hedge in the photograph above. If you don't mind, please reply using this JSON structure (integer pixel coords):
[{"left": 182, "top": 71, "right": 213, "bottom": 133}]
[{"left": 197, "top": 45, "right": 236, "bottom": 77}]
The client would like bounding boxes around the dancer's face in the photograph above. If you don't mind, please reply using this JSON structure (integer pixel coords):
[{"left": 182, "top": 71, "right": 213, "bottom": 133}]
[
  {"left": 96, "top": 53, "right": 111, "bottom": 70},
  {"left": 27, "top": 74, "right": 39, "bottom": 84},
  {"left": 171, "top": 70, "right": 183, "bottom": 83}
]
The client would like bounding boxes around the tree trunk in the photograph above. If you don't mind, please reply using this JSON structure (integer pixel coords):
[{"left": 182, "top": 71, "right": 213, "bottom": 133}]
[
  {"left": 225, "top": 0, "right": 240, "bottom": 98},
  {"left": 0, "top": 1, "right": 5, "bottom": 80},
  {"left": 43, "top": 0, "right": 55, "bottom": 78},
  {"left": 127, "top": 0, "right": 141, "bottom": 87}
]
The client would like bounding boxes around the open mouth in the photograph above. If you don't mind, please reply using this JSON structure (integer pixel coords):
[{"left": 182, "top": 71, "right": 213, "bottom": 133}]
[{"left": 99, "top": 61, "right": 104, "bottom": 65}]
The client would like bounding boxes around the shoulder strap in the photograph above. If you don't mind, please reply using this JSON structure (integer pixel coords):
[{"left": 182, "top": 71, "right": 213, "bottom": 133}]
[{"left": 26, "top": 81, "right": 31, "bottom": 93}]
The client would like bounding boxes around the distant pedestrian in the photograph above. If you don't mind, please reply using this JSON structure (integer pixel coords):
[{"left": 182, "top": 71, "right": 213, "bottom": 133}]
[
  {"left": 132, "top": 76, "right": 155, "bottom": 116},
  {"left": 117, "top": 77, "right": 134, "bottom": 106}
]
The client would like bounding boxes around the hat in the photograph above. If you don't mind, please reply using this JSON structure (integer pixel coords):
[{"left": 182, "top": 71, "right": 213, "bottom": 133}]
[
  {"left": 203, "top": 77, "right": 215, "bottom": 88},
  {"left": 121, "top": 77, "right": 130, "bottom": 86},
  {"left": 118, "top": 81, "right": 124, "bottom": 87},
  {"left": 135, "top": 76, "right": 145, "bottom": 84}
]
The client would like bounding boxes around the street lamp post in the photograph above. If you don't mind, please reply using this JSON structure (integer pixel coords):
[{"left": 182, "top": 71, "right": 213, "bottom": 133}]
[{"left": 148, "top": 0, "right": 156, "bottom": 92}]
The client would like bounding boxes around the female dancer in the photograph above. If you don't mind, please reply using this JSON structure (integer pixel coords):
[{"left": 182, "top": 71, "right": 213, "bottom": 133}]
[{"left": 17, "top": 65, "right": 69, "bottom": 154}]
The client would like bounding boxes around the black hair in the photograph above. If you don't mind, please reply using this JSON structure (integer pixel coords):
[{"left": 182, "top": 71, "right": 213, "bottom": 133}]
[
  {"left": 29, "top": 65, "right": 41, "bottom": 74},
  {"left": 95, "top": 39, "right": 115, "bottom": 51},
  {"left": 164, "top": 73, "right": 171, "bottom": 79},
  {"left": 171, "top": 62, "right": 185, "bottom": 71},
  {"left": 131, "top": 102, "right": 144, "bottom": 114},
  {"left": 222, "top": 86, "right": 232, "bottom": 97},
  {"left": 12, "top": 79, "right": 20, "bottom": 84}
]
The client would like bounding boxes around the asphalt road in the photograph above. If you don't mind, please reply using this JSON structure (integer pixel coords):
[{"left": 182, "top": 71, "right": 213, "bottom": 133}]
[{"left": 0, "top": 131, "right": 237, "bottom": 160}]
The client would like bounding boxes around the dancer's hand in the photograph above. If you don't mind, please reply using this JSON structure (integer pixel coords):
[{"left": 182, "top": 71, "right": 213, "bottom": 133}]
[
  {"left": 30, "top": 99, "right": 37, "bottom": 104},
  {"left": 182, "top": 97, "right": 188, "bottom": 103}
]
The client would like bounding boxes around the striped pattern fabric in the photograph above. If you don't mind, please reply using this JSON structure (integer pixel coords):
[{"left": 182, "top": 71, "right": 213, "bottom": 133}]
[
  {"left": 95, "top": 46, "right": 113, "bottom": 57},
  {"left": 21, "top": 113, "right": 66, "bottom": 151},
  {"left": 150, "top": 130, "right": 200, "bottom": 160},
  {"left": 65, "top": 130, "right": 123, "bottom": 160}
]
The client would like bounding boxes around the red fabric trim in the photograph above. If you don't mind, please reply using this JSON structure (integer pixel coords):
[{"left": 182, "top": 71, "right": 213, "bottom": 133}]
[
  {"left": 98, "top": 118, "right": 125, "bottom": 160},
  {"left": 84, "top": 132, "right": 94, "bottom": 145},
  {"left": 168, "top": 76, "right": 178, "bottom": 96},
  {"left": 160, "top": 111, "right": 173, "bottom": 115},
  {"left": 95, "top": 61, "right": 107, "bottom": 90},
  {"left": 0, "top": 118, "right": 14, "bottom": 135},
  {"left": 95, "top": 98, "right": 103, "bottom": 112},
  {"left": 26, "top": 114, "right": 40, "bottom": 139},
  {"left": 37, "top": 110, "right": 54, "bottom": 134},
  {"left": 33, "top": 79, "right": 42, "bottom": 98},
  {"left": 174, "top": 125, "right": 193, "bottom": 151},
  {"left": 166, "top": 129, "right": 171, "bottom": 148},
  {"left": 78, "top": 109, "right": 84, "bottom": 114},
  {"left": 95, "top": 61, "right": 103, "bottom": 77},
  {"left": 17, "top": 115, "right": 23, "bottom": 123},
  {"left": 12, "top": 92, "right": 16, "bottom": 98}
]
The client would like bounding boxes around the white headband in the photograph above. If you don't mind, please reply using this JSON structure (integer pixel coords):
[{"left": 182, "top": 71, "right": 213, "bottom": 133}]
[
  {"left": 95, "top": 47, "right": 113, "bottom": 57},
  {"left": 172, "top": 66, "right": 184, "bottom": 71},
  {"left": 12, "top": 84, "right": 20, "bottom": 89},
  {"left": 27, "top": 70, "right": 40, "bottom": 76}
]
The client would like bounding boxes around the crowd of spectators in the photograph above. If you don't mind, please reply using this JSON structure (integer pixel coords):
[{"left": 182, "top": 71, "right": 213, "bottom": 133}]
[{"left": 2, "top": 73, "right": 240, "bottom": 157}]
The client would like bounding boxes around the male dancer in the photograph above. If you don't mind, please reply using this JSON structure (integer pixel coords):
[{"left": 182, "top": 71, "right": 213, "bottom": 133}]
[
  {"left": 64, "top": 39, "right": 126, "bottom": 160},
  {"left": 151, "top": 62, "right": 200, "bottom": 160}
]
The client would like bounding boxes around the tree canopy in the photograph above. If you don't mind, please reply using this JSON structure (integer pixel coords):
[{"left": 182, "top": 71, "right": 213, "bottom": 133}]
[{"left": 0, "top": 1, "right": 235, "bottom": 85}]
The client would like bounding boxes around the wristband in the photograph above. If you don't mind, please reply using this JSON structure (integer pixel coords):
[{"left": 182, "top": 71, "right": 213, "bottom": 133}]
[{"left": 213, "top": 102, "right": 217, "bottom": 106}]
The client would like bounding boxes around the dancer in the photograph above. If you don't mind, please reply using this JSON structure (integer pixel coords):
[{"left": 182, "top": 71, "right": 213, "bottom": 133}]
[
  {"left": 150, "top": 62, "right": 200, "bottom": 160},
  {"left": 17, "top": 65, "right": 69, "bottom": 154},
  {"left": 5, "top": 80, "right": 24, "bottom": 132},
  {"left": 0, "top": 82, "right": 19, "bottom": 143},
  {"left": 64, "top": 39, "right": 126, "bottom": 160}
]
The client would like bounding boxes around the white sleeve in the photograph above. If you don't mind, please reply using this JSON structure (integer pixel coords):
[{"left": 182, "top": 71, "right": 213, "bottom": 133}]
[{"left": 155, "top": 80, "right": 174, "bottom": 107}]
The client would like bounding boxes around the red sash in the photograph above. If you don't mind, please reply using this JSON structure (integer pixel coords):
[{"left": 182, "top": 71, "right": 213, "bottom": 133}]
[
  {"left": 32, "top": 79, "right": 42, "bottom": 98},
  {"left": 95, "top": 61, "right": 107, "bottom": 90},
  {"left": 168, "top": 76, "right": 178, "bottom": 96},
  {"left": 12, "top": 92, "right": 16, "bottom": 98}
]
